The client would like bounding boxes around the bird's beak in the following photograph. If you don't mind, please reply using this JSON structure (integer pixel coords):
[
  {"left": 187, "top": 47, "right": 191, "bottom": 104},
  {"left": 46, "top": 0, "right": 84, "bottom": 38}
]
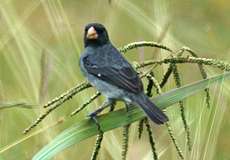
[{"left": 86, "top": 27, "right": 98, "bottom": 39}]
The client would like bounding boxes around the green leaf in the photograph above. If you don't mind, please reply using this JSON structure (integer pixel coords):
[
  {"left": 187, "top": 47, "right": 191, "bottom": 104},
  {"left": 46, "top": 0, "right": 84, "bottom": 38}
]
[{"left": 33, "top": 72, "right": 230, "bottom": 160}]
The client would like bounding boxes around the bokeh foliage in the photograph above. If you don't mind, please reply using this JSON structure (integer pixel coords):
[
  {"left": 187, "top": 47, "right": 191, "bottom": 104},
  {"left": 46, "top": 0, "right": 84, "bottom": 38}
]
[{"left": 0, "top": 0, "right": 230, "bottom": 159}]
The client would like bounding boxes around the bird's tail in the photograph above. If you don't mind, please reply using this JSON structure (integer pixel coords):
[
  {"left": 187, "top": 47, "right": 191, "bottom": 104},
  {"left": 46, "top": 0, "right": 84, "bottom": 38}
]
[{"left": 131, "top": 93, "right": 168, "bottom": 124}]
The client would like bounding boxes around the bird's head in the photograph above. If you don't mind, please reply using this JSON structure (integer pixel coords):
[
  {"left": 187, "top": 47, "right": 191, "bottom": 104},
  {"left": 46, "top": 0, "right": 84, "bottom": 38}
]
[{"left": 84, "top": 23, "right": 110, "bottom": 47}]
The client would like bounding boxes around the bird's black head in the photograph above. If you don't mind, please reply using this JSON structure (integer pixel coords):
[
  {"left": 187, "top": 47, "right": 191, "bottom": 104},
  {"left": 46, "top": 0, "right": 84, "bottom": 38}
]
[{"left": 84, "top": 23, "right": 110, "bottom": 47}]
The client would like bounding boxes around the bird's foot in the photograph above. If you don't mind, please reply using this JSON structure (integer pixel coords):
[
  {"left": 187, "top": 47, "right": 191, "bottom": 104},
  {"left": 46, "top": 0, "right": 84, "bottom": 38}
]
[
  {"left": 87, "top": 99, "right": 115, "bottom": 133},
  {"left": 88, "top": 113, "right": 103, "bottom": 133}
]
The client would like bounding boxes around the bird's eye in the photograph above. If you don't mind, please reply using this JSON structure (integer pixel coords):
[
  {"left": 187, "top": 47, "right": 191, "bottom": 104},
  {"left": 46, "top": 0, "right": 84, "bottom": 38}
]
[{"left": 96, "top": 28, "right": 103, "bottom": 34}]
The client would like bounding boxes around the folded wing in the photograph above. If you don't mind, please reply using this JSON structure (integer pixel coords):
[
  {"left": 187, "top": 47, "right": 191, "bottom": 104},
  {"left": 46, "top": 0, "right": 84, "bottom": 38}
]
[{"left": 83, "top": 55, "right": 143, "bottom": 94}]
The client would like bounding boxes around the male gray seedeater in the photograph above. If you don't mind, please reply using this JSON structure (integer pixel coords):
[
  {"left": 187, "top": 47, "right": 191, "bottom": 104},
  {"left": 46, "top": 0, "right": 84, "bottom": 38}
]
[{"left": 80, "top": 23, "right": 168, "bottom": 124}]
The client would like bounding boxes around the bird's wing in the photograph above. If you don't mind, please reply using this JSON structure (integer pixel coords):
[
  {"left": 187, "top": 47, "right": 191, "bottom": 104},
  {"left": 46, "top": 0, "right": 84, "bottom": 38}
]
[{"left": 82, "top": 49, "right": 143, "bottom": 94}]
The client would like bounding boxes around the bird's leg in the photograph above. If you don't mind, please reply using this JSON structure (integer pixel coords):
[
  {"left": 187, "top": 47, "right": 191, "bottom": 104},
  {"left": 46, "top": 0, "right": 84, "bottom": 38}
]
[
  {"left": 124, "top": 102, "right": 134, "bottom": 119},
  {"left": 109, "top": 102, "right": 116, "bottom": 112},
  {"left": 88, "top": 100, "right": 113, "bottom": 117},
  {"left": 90, "top": 101, "right": 116, "bottom": 160},
  {"left": 88, "top": 99, "right": 114, "bottom": 132},
  {"left": 124, "top": 103, "right": 130, "bottom": 112}
]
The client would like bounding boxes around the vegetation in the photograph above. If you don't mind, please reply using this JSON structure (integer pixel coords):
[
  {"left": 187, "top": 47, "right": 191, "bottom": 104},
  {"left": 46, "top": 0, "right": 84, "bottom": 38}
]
[{"left": 0, "top": 1, "right": 230, "bottom": 160}]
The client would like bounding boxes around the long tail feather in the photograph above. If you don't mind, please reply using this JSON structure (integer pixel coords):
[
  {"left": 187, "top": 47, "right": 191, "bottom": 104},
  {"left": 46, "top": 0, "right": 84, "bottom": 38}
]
[{"left": 131, "top": 93, "right": 168, "bottom": 124}]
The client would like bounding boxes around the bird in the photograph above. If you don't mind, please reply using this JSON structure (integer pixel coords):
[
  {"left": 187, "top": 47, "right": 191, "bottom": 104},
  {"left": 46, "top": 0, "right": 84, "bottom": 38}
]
[{"left": 80, "top": 23, "right": 168, "bottom": 125}]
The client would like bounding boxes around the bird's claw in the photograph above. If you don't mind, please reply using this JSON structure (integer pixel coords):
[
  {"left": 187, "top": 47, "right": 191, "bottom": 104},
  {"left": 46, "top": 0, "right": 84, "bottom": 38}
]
[
  {"left": 87, "top": 112, "right": 97, "bottom": 118},
  {"left": 88, "top": 113, "right": 103, "bottom": 133}
]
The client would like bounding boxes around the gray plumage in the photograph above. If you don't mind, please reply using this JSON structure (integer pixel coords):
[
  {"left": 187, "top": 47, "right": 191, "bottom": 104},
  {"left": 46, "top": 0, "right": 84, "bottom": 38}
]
[{"left": 80, "top": 23, "right": 168, "bottom": 124}]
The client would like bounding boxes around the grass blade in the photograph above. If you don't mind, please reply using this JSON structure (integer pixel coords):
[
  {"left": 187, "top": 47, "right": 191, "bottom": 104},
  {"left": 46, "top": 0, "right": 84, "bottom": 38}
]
[{"left": 33, "top": 72, "right": 230, "bottom": 160}]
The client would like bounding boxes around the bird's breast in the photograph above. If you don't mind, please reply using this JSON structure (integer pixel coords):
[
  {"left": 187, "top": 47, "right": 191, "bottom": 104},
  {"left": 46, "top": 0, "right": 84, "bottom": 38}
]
[{"left": 87, "top": 73, "right": 127, "bottom": 100}]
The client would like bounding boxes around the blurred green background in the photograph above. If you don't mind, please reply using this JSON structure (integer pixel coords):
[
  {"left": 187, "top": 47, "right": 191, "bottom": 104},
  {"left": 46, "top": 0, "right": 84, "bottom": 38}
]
[{"left": 0, "top": 0, "right": 230, "bottom": 159}]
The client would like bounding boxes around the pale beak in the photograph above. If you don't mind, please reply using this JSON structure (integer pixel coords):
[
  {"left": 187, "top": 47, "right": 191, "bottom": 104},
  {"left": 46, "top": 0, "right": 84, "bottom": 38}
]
[{"left": 86, "top": 27, "right": 98, "bottom": 39}]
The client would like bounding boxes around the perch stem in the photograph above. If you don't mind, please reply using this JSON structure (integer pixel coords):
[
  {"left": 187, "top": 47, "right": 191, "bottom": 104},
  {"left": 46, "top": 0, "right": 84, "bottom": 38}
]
[
  {"left": 90, "top": 103, "right": 116, "bottom": 160},
  {"left": 137, "top": 57, "right": 230, "bottom": 71},
  {"left": 71, "top": 92, "right": 101, "bottom": 116},
  {"left": 43, "top": 81, "right": 91, "bottom": 108},
  {"left": 178, "top": 47, "right": 210, "bottom": 108},
  {"left": 147, "top": 73, "right": 184, "bottom": 159},
  {"left": 119, "top": 41, "right": 173, "bottom": 54},
  {"left": 23, "top": 82, "right": 91, "bottom": 134},
  {"left": 144, "top": 118, "right": 158, "bottom": 160}
]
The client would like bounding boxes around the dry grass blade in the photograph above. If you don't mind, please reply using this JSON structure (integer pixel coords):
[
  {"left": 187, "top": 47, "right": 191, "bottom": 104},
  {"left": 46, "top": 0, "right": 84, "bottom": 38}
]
[{"left": 39, "top": 50, "right": 52, "bottom": 104}]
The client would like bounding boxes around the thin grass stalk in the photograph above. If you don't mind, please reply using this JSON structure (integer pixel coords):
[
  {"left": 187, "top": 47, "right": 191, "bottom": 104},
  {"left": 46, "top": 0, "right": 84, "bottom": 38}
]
[
  {"left": 165, "top": 123, "right": 184, "bottom": 159},
  {"left": 43, "top": 81, "right": 91, "bottom": 108},
  {"left": 90, "top": 131, "right": 104, "bottom": 160},
  {"left": 159, "top": 65, "right": 173, "bottom": 88},
  {"left": 144, "top": 118, "right": 158, "bottom": 160},
  {"left": 171, "top": 63, "right": 192, "bottom": 151},
  {"left": 138, "top": 118, "right": 145, "bottom": 139},
  {"left": 90, "top": 103, "right": 116, "bottom": 160},
  {"left": 23, "top": 82, "right": 91, "bottom": 134},
  {"left": 119, "top": 41, "right": 173, "bottom": 54},
  {"left": 121, "top": 124, "right": 130, "bottom": 160},
  {"left": 137, "top": 57, "right": 230, "bottom": 71},
  {"left": 39, "top": 50, "right": 51, "bottom": 104},
  {"left": 146, "top": 72, "right": 154, "bottom": 97},
  {"left": 137, "top": 71, "right": 155, "bottom": 140},
  {"left": 145, "top": 72, "right": 161, "bottom": 160},
  {"left": 147, "top": 73, "right": 184, "bottom": 159},
  {"left": 178, "top": 47, "right": 210, "bottom": 108},
  {"left": 71, "top": 92, "right": 101, "bottom": 116}
]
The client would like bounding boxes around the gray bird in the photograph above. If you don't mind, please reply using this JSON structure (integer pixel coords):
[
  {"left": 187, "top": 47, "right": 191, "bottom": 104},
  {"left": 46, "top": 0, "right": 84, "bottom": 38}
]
[{"left": 80, "top": 23, "right": 168, "bottom": 124}]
